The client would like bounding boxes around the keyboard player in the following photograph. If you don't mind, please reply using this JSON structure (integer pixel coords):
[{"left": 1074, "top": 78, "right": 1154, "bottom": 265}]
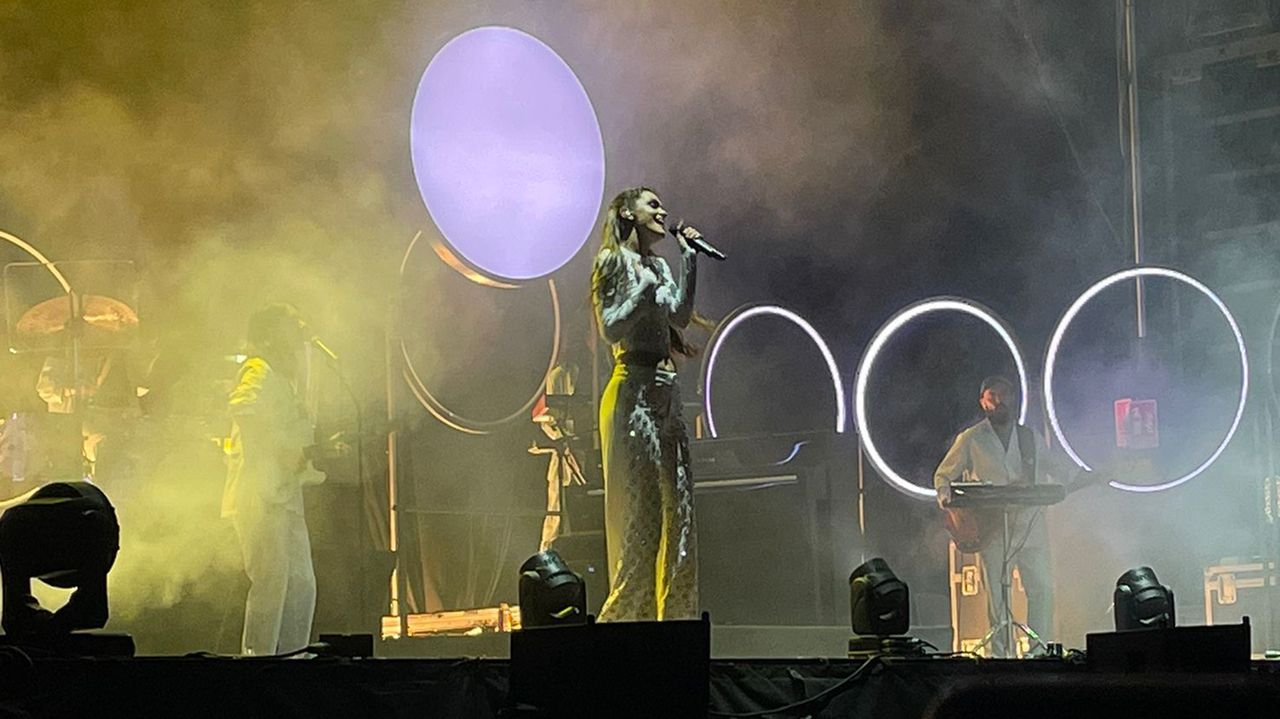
[{"left": 933, "top": 376, "right": 1079, "bottom": 655}]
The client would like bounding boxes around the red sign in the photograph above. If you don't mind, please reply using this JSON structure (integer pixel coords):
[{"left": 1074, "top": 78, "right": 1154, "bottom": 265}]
[{"left": 1115, "top": 398, "right": 1159, "bottom": 450}]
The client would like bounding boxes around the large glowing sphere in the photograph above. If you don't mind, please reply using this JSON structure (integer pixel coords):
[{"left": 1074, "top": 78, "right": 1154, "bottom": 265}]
[
  {"left": 855, "top": 297, "right": 1029, "bottom": 501},
  {"left": 1044, "top": 266, "right": 1248, "bottom": 493},
  {"left": 700, "top": 304, "right": 846, "bottom": 437},
  {"left": 410, "top": 27, "right": 605, "bottom": 281}
]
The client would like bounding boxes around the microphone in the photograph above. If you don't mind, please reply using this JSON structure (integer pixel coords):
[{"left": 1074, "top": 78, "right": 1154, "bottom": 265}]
[
  {"left": 670, "top": 221, "right": 726, "bottom": 261},
  {"left": 310, "top": 335, "right": 339, "bottom": 362}
]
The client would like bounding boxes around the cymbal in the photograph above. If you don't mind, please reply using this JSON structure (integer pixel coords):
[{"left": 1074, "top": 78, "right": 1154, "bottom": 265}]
[{"left": 16, "top": 294, "right": 139, "bottom": 335}]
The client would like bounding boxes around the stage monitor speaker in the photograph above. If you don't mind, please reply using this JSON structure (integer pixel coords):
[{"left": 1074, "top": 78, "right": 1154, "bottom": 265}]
[
  {"left": 509, "top": 615, "right": 710, "bottom": 718},
  {"left": 1086, "top": 619, "right": 1251, "bottom": 673},
  {"left": 0, "top": 631, "right": 135, "bottom": 658}
]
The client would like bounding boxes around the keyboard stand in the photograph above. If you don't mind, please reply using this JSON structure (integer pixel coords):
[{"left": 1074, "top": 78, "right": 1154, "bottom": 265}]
[{"left": 972, "top": 505, "right": 1048, "bottom": 658}]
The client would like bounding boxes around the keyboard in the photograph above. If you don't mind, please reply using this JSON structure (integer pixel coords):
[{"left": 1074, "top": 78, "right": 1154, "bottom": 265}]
[{"left": 946, "top": 482, "right": 1066, "bottom": 509}]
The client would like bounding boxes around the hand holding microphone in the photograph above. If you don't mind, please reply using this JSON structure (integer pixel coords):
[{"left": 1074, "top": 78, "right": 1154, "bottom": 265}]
[{"left": 670, "top": 221, "right": 726, "bottom": 261}]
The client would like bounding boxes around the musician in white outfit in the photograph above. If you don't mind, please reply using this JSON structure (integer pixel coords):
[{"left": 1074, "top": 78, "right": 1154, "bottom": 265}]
[
  {"left": 934, "top": 376, "right": 1066, "bottom": 655},
  {"left": 222, "top": 304, "right": 324, "bottom": 656}
]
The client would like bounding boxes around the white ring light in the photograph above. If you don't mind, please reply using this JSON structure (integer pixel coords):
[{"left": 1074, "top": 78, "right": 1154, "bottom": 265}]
[
  {"left": 855, "top": 297, "right": 1029, "bottom": 500},
  {"left": 399, "top": 230, "right": 561, "bottom": 435},
  {"left": 700, "top": 303, "right": 845, "bottom": 437},
  {"left": 1263, "top": 296, "right": 1280, "bottom": 415},
  {"left": 1, "top": 229, "right": 72, "bottom": 293},
  {"left": 1044, "top": 266, "right": 1248, "bottom": 493}
]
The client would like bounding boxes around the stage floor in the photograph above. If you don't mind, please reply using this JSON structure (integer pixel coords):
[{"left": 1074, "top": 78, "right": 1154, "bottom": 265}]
[{"left": 3, "top": 651, "right": 1279, "bottom": 718}]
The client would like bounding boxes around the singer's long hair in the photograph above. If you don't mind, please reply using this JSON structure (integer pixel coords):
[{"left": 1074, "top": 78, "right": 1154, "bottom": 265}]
[
  {"left": 591, "top": 187, "right": 701, "bottom": 357},
  {"left": 597, "top": 186, "right": 653, "bottom": 256}
]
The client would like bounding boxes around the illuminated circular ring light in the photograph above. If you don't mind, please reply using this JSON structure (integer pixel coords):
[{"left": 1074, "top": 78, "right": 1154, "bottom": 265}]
[
  {"left": 700, "top": 303, "right": 846, "bottom": 437},
  {"left": 1264, "top": 297, "right": 1280, "bottom": 413},
  {"left": 1, "top": 229, "right": 72, "bottom": 293},
  {"left": 399, "top": 230, "right": 562, "bottom": 435},
  {"left": 855, "top": 297, "right": 1029, "bottom": 501},
  {"left": 1044, "top": 266, "right": 1248, "bottom": 493}
]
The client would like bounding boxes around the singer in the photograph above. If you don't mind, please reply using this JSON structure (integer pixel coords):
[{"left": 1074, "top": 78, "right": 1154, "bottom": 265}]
[{"left": 591, "top": 187, "right": 703, "bottom": 621}]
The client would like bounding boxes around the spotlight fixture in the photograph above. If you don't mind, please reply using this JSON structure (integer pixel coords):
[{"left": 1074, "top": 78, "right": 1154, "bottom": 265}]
[
  {"left": 848, "top": 558, "right": 922, "bottom": 657},
  {"left": 850, "top": 558, "right": 910, "bottom": 635},
  {"left": 518, "top": 550, "right": 587, "bottom": 628},
  {"left": 0, "top": 482, "right": 120, "bottom": 636},
  {"left": 1114, "top": 566, "right": 1175, "bottom": 631}
]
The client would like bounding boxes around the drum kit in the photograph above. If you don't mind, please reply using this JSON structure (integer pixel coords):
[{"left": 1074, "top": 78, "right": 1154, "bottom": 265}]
[
  {"left": 1, "top": 291, "right": 233, "bottom": 495},
  {"left": 15, "top": 293, "right": 139, "bottom": 337}
]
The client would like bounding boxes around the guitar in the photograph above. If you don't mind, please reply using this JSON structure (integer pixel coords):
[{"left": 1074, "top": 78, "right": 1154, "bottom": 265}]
[
  {"left": 943, "top": 501, "right": 999, "bottom": 554},
  {"left": 298, "top": 431, "right": 353, "bottom": 486}
]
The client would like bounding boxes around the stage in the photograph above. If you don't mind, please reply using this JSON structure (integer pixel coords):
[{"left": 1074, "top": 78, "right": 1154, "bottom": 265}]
[
  {"left": 3, "top": 650, "right": 1278, "bottom": 719},
  {"left": 4, "top": 4, "right": 1280, "bottom": 718}
]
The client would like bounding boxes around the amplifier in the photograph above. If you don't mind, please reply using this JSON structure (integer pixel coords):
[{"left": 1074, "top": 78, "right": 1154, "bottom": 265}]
[{"left": 692, "top": 432, "right": 856, "bottom": 626}]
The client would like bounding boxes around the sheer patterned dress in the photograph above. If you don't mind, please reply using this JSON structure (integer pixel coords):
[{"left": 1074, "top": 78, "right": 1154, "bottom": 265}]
[{"left": 592, "top": 243, "right": 699, "bottom": 621}]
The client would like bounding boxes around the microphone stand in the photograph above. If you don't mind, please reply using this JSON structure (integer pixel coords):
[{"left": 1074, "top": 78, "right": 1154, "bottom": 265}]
[
  {"left": 69, "top": 291, "right": 87, "bottom": 479},
  {"left": 316, "top": 351, "right": 367, "bottom": 631}
]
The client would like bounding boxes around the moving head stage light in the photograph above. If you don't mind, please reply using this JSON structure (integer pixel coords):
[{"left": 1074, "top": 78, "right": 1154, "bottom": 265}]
[
  {"left": 518, "top": 549, "right": 587, "bottom": 628},
  {"left": 1114, "top": 566, "right": 1175, "bottom": 631},
  {"left": 848, "top": 558, "right": 923, "bottom": 657},
  {"left": 1088, "top": 566, "right": 1247, "bottom": 673},
  {"left": 0, "top": 482, "right": 120, "bottom": 637}
]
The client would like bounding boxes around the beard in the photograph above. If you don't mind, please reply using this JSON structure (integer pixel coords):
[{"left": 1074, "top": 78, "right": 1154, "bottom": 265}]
[{"left": 985, "top": 406, "right": 1012, "bottom": 424}]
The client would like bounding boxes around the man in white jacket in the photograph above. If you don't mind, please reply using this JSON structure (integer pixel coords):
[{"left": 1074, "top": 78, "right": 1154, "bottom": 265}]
[
  {"left": 934, "top": 376, "right": 1067, "bottom": 656},
  {"left": 222, "top": 304, "right": 323, "bottom": 656}
]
